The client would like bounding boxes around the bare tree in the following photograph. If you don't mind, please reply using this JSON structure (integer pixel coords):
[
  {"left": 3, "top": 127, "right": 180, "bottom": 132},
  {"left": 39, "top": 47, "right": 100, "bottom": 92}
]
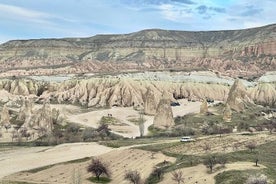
[
  {"left": 87, "top": 158, "right": 110, "bottom": 181},
  {"left": 232, "top": 142, "right": 241, "bottom": 151},
  {"left": 246, "top": 142, "right": 257, "bottom": 152},
  {"left": 153, "top": 167, "right": 163, "bottom": 181},
  {"left": 171, "top": 170, "right": 184, "bottom": 184},
  {"left": 4, "top": 123, "right": 11, "bottom": 132},
  {"left": 268, "top": 118, "right": 276, "bottom": 134},
  {"left": 255, "top": 157, "right": 259, "bottom": 167},
  {"left": 201, "top": 142, "right": 211, "bottom": 152},
  {"left": 138, "top": 111, "right": 145, "bottom": 137},
  {"left": 11, "top": 130, "right": 18, "bottom": 142},
  {"left": 124, "top": 170, "right": 141, "bottom": 184},
  {"left": 203, "top": 155, "right": 217, "bottom": 173},
  {"left": 217, "top": 155, "right": 227, "bottom": 167},
  {"left": 20, "top": 127, "right": 31, "bottom": 140},
  {"left": 97, "top": 123, "right": 110, "bottom": 140}
]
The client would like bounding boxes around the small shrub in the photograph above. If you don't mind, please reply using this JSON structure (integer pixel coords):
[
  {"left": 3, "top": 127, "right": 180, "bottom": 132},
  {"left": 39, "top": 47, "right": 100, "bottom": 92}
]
[
  {"left": 246, "top": 174, "right": 267, "bottom": 184},
  {"left": 124, "top": 170, "right": 141, "bottom": 184}
]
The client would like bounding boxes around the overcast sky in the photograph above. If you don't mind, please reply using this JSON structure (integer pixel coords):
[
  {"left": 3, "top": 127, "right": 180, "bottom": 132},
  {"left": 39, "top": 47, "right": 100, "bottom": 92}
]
[{"left": 0, "top": 0, "right": 275, "bottom": 43}]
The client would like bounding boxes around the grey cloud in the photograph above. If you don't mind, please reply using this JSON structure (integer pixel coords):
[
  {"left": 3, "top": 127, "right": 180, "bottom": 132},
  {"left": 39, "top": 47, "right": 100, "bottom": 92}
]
[
  {"left": 196, "top": 5, "right": 226, "bottom": 15},
  {"left": 240, "top": 5, "right": 263, "bottom": 16},
  {"left": 196, "top": 5, "right": 207, "bottom": 14},
  {"left": 209, "top": 7, "right": 226, "bottom": 13}
]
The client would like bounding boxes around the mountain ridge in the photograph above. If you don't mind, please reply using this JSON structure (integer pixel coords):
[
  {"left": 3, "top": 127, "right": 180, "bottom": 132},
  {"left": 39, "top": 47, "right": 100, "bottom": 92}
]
[{"left": 0, "top": 24, "right": 275, "bottom": 78}]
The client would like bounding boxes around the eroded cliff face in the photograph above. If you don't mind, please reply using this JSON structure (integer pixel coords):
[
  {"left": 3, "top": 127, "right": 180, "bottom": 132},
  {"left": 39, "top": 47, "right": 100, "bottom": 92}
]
[
  {"left": 249, "top": 83, "right": 276, "bottom": 107},
  {"left": 0, "top": 74, "right": 275, "bottom": 108},
  {"left": 153, "top": 92, "right": 174, "bottom": 129},
  {"left": 0, "top": 24, "right": 275, "bottom": 78},
  {"left": 226, "top": 79, "right": 253, "bottom": 112}
]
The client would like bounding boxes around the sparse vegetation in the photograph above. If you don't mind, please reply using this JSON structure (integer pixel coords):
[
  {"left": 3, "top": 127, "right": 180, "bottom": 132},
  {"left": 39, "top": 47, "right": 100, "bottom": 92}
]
[
  {"left": 246, "top": 142, "right": 257, "bottom": 152},
  {"left": 203, "top": 155, "right": 217, "bottom": 173},
  {"left": 124, "top": 170, "right": 142, "bottom": 184},
  {"left": 246, "top": 174, "right": 267, "bottom": 184},
  {"left": 171, "top": 170, "right": 185, "bottom": 184}
]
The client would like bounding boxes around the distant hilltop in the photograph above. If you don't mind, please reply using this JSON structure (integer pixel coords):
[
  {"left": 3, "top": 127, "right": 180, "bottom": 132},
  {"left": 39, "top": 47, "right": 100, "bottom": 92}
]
[{"left": 0, "top": 24, "right": 275, "bottom": 78}]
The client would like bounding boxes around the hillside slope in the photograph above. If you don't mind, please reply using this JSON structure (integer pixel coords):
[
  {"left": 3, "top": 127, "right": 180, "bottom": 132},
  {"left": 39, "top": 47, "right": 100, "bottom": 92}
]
[{"left": 0, "top": 24, "right": 275, "bottom": 77}]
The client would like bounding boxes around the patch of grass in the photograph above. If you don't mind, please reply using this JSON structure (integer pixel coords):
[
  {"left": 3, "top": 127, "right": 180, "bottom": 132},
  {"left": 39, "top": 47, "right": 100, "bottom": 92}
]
[
  {"left": 100, "top": 116, "right": 120, "bottom": 125},
  {"left": 215, "top": 170, "right": 250, "bottom": 184},
  {"left": 26, "top": 157, "right": 91, "bottom": 173},
  {"left": 64, "top": 157, "right": 91, "bottom": 164},
  {"left": 26, "top": 164, "right": 56, "bottom": 173},
  {"left": 138, "top": 142, "right": 182, "bottom": 152},
  {"left": 99, "top": 138, "right": 161, "bottom": 148},
  {"left": 226, "top": 141, "right": 276, "bottom": 168},
  {"left": 87, "top": 176, "right": 111, "bottom": 183}
]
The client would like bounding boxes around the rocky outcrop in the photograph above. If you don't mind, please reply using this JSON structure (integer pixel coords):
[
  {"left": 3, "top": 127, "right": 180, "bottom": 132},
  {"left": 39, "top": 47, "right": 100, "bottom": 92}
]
[
  {"left": 0, "top": 105, "right": 10, "bottom": 126},
  {"left": 22, "top": 101, "right": 53, "bottom": 134},
  {"left": 153, "top": 93, "right": 174, "bottom": 129},
  {"left": 200, "top": 99, "right": 208, "bottom": 114},
  {"left": 226, "top": 79, "right": 253, "bottom": 112},
  {"left": 144, "top": 88, "right": 157, "bottom": 115},
  {"left": 42, "top": 78, "right": 230, "bottom": 108},
  {"left": 17, "top": 98, "right": 33, "bottom": 122},
  {"left": 0, "top": 24, "right": 275, "bottom": 78},
  {"left": 0, "top": 73, "right": 276, "bottom": 109},
  {"left": 249, "top": 83, "right": 276, "bottom": 107},
  {"left": 223, "top": 104, "right": 232, "bottom": 122},
  {"left": 0, "top": 78, "right": 44, "bottom": 96}
]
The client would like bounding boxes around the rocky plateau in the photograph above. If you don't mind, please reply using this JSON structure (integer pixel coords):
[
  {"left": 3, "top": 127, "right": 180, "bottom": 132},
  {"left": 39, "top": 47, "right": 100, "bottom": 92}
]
[{"left": 0, "top": 24, "right": 275, "bottom": 78}]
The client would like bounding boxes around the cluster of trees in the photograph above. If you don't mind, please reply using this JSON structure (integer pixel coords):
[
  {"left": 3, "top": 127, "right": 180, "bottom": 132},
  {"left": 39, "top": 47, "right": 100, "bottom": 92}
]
[{"left": 87, "top": 158, "right": 143, "bottom": 184}]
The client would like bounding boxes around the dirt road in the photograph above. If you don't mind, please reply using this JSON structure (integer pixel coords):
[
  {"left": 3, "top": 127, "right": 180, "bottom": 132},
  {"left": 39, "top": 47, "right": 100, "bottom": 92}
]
[{"left": 67, "top": 100, "right": 201, "bottom": 138}]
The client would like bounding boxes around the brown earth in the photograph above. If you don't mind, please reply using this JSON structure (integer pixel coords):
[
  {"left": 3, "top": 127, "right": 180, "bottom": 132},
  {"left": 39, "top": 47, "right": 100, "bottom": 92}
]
[{"left": 2, "top": 133, "right": 274, "bottom": 184}]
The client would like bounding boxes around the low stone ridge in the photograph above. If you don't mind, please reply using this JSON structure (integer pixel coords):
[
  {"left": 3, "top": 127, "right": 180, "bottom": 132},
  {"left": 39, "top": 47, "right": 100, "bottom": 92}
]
[{"left": 0, "top": 24, "right": 275, "bottom": 78}]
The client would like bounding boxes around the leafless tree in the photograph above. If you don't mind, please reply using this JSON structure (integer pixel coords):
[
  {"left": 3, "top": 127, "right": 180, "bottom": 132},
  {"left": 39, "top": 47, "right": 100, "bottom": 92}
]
[
  {"left": 4, "top": 123, "right": 11, "bottom": 132},
  {"left": 201, "top": 142, "right": 211, "bottom": 152},
  {"left": 203, "top": 155, "right": 217, "bottom": 173},
  {"left": 246, "top": 142, "right": 257, "bottom": 152},
  {"left": 138, "top": 111, "right": 145, "bottom": 137},
  {"left": 217, "top": 155, "right": 227, "bottom": 167},
  {"left": 124, "top": 170, "right": 141, "bottom": 184},
  {"left": 171, "top": 170, "right": 185, "bottom": 184},
  {"left": 268, "top": 118, "right": 276, "bottom": 134},
  {"left": 153, "top": 167, "right": 163, "bottom": 181},
  {"left": 87, "top": 158, "right": 110, "bottom": 181},
  {"left": 232, "top": 142, "right": 241, "bottom": 151},
  {"left": 11, "top": 130, "right": 18, "bottom": 142}
]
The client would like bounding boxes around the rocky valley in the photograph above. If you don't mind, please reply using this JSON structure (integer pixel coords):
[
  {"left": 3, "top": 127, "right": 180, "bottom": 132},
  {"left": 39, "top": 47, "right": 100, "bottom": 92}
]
[{"left": 0, "top": 24, "right": 276, "bottom": 184}]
